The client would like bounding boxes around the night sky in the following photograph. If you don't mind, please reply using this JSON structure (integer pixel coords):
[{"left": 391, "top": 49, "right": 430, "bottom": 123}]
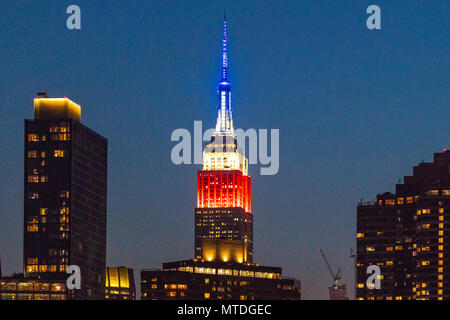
[{"left": 0, "top": 1, "right": 448, "bottom": 299}]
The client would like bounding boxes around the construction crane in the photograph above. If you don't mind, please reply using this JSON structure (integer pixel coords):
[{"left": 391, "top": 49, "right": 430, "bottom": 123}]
[{"left": 318, "top": 248, "right": 341, "bottom": 285}]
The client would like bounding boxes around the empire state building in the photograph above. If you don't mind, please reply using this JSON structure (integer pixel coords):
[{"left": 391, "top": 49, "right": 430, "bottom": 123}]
[
  {"left": 140, "top": 17, "right": 301, "bottom": 301},
  {"left": 195, "top": 17, "right": 253, "bottom": 263}
]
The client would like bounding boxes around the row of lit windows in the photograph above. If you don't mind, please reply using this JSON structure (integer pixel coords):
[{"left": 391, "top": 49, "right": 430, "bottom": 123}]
[
  {"left": 28, "top": 133, "right": 70, "bottom": 142},
  {"left": 162, "top": 284, "right": 187, "bottom": 290},
  {"left": 28, "top": 150, "right": 65, "bottom": 159},
  {"left": 27, "top": 175, "right": 48, "bottom": 183},
  {"left": 0, "top": 281, "right": 65, "bottom": 292},
  {"left": 378, "top": 196, "right": 418, "bottom": 206},
  {"left": 26, "top": 265, "right": 68, "bottom": 273},
  {"left": 0, "top": 293, "right": 66, "bottom": 300},
  {"left": 173, "top": 266, "right": 279, "bottom": 279}
]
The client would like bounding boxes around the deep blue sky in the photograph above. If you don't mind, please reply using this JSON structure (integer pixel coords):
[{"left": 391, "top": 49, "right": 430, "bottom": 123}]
[{"left": 0, "top": 1, "right": 448, "bottom": 299}]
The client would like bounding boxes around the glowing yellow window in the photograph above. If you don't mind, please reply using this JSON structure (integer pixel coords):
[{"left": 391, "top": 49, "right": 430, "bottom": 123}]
[
  {"left": 27, "top": 151, "right": 38, "bottom": 158},
  {"left": 40, "top": 208, "right": 48, "bottom": 215},
  {"left": 357, "top": 233, "right": 364, "bottom": 239},
  {"left": 407, "top": 197, "right": 413, "bottom": 203},
  {"left": 439, "top": 253, "right": 444, "bottom": 258},
  {"left": 438, "top": 267, "right": 443, "bottom": 273},
  {"left": 439, "top": 216, "right": 444, "bottom": 221},
  {"left": 438, "top": 282, "right": 443, "bottom": 288},
  {"left": 386, "top": 247, "right": 394, "bottom": 251},
  {"left": 421, "top": 261, "right": 430, "bottom": 266},
  {"left": 439, "top": 260, "right": 443, "bottom": 266},
  {"left": 28, "top": 134, "right": 39, "bottom": 142},
  {"left": 438, "top": 275, "right": 443, "bottom": 280},
  {"left": 439, "top": 238, "right": 444, "bottom": 243},
  {"left": 28, "top": 175, "right": 39, "bottom": 183},
  {"left": 54, "top": 150, "right": 65, "bottom": 158},
  {"left": 438, "top": 290, "right": 443, "bottom": 295},
  {"left": 386, "top": 261, "right": 394, "bottom": 266},
  {"left": 397, "top": 198, "right": 404, "bottom": 204},
  {"left": 27, "top": 224, "right": 38, "bottom": 232},
  {"left": 439, "top": 223, "right": 444, "bottom": 229},
  {"left": 439, "top": 208, "right": 444, "bottom": 213},
  {"left": 204, "top": 293, "right": 210, "bottom": 299},
  {"left": 439, "top": 230, "right": 444, "bottom": 236},
  {"left": 357, "top": 283, "right": 364, "bottom": 288}
]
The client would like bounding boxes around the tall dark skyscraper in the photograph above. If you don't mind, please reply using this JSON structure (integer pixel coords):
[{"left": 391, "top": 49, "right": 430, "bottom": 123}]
[
  {"left": 357, "top": 150, "right": 450, "bottom": 300},
  {"left": 195, "top": 17, "right": 253, "bottom": 263},
  {"left": 24, "top": 93, "right": 107, "bottom": 299}
]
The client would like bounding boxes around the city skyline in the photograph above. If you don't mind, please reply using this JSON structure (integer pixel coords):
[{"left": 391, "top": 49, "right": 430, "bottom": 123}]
[{"left": 0, "top": 1, "right": 448, "bottom": 299}]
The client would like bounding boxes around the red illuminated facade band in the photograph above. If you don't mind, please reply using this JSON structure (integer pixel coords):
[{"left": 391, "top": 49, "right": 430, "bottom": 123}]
[{"left": 197, "top": 170, "right": 251, "bottom": 213}]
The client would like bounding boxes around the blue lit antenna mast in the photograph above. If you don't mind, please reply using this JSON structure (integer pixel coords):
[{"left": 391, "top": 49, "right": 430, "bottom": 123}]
[{"left": 215, "top": 13, "right": 234, "bottom": 133}]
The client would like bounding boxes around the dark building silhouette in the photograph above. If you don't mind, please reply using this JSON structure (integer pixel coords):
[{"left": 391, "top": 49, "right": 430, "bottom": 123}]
[
  {"left": 141, "top": 260, "right": 301, "bottom": 300},
  {"left": 23, "top": 93, "right": 107, "bottom": 299},
  {"left": 105, "top": 267, "right": 136, "bottom": 300},
  {"left": 0, "top": 274, "right": 67, "bottom": 300},
  {"left": 357, "top": 150, "right": 450, "bottom": 300}
]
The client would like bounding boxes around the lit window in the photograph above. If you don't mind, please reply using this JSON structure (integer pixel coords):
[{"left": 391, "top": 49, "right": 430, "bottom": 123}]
[
  {"left": 54, "top": 150, "right": 65, "bottom": 158},
  {"left": 28, "top": 175, "right": 39, "bottom": 183},
  {"left": 204, "top": 293, "right": 210, "bottom": 299},
  {"left": 28, "top": 134, "right": 39, "bottom": 142},
  {"left": 27, "top": 151, "right": 38, "bottom": 158}
]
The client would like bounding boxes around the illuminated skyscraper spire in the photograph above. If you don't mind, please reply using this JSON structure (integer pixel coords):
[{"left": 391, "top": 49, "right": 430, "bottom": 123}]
[
  {"left": 221, "top": 12, "right": 229, "bottom": 82},
  {"left": 215, "top": 14, "right": 234, "bottom": 133}
]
